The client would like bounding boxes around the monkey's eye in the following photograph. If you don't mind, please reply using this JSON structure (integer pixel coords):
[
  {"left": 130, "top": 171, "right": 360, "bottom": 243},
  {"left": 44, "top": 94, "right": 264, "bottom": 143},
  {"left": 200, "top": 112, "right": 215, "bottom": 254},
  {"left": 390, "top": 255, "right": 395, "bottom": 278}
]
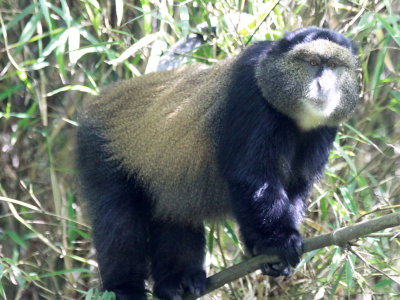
[
  {"left": 327, "top": 61, "right": 336, "bottom": 69},
  {"left": 309, "top": 59, "right": 319, "bottom": 67}
]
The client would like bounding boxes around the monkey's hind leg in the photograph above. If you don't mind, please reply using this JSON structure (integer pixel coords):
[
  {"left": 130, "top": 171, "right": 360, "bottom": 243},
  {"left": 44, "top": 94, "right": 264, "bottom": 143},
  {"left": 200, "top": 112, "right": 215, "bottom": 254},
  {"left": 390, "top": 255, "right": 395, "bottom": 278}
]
[
  {"left": 91, "top": 182, "right": 150, "bottom": 300},
  {"left": 77, "top": 124, "right": 150, "bottom": 300},
  {"left": 149, "top": 221, "right": 207, "bottom": 300}
]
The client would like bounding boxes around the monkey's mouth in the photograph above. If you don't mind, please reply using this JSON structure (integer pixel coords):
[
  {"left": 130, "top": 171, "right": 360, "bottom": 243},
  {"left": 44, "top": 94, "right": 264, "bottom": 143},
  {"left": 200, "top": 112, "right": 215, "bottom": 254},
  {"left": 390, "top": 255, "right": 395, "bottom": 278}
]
[
  {"left": 309, "top": 97, "right": 327, "bottom": 107},
  {"left": 307, "top": 96, "right": 340, "bottom": 117},
  {"left": 306, "top": 84, "right": 341, "bottom": 116}
]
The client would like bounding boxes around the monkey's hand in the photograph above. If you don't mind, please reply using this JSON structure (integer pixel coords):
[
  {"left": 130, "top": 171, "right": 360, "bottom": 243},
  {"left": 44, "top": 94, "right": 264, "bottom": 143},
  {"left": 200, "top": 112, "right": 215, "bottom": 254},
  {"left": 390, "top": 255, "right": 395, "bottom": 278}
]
[
  {"left": 251, "top": 228, "right": 303, "bottom": 277},
  {"left": 228, "top": 177, "right": 306, "bottom": 277}
]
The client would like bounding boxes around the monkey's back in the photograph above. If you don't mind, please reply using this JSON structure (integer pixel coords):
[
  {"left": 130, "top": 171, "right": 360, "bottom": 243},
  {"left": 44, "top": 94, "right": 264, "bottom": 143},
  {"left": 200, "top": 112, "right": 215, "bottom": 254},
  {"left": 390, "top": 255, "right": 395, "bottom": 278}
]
[{"left": 81, "top": 60, "right": 236, "bottom": 223}]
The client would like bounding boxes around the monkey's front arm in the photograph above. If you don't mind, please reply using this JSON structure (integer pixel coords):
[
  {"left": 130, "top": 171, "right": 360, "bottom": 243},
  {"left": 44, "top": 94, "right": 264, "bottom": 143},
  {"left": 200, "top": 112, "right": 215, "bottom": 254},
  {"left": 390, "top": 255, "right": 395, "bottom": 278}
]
[{"left": 227, "top": 175, "right": 306, "bottom": 276}]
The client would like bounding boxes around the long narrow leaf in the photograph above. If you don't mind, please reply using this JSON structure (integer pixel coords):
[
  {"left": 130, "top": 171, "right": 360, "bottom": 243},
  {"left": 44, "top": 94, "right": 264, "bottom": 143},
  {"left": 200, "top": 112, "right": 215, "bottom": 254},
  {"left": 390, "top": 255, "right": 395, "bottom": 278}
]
[
  {"left": 15, "top": 11, "right": 43, "bottom": 54},
  {"left": 0, "top": 3, "right": 39, "bottom": 37},
  {"left": 39, "top": 0, "right": 53, "bottom": 31}
]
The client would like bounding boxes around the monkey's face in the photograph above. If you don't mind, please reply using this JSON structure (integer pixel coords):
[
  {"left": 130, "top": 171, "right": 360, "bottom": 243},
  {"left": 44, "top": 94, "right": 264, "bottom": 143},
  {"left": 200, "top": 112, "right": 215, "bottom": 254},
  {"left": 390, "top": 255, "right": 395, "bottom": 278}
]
[{"left": 256, "top": 39, "right": 360, "bottom": 131}]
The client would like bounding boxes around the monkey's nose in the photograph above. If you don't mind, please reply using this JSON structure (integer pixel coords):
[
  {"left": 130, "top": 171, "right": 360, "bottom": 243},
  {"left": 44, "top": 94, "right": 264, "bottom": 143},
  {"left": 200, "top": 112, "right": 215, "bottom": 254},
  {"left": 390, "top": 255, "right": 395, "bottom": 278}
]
[
  {"left": 316, "top": 80, "right": 322, "bottom": 90},
  {"left": 317, "top": 69, "right": 336, "bottom": 92}
]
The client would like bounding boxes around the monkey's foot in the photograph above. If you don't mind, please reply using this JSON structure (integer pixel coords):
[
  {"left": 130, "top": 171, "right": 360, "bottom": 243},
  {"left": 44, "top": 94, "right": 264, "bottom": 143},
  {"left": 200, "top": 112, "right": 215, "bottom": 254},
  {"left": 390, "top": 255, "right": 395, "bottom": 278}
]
[
  {"left": 153, "top": 269, "right": 207, "bottom": 300},
  {"left": 261, "top": 262, "right": 292, "bottom": 277},
  {"left": 252, "top": 229, "right": 303, "bottom": 277}
]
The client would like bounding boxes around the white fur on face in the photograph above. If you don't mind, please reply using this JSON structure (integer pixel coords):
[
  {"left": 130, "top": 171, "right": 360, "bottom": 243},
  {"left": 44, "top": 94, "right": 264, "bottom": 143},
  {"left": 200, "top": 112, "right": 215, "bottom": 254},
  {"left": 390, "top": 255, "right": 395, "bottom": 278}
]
[{"left": 297, "top": 68, "right": 342, "bottom": 130}]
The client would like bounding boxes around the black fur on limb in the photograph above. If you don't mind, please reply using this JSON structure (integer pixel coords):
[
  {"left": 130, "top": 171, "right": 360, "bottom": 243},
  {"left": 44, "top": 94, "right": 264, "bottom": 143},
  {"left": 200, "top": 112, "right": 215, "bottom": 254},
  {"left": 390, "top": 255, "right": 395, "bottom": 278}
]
[{"left": 183, "top": 213, "right": 400, "bottom": 300}]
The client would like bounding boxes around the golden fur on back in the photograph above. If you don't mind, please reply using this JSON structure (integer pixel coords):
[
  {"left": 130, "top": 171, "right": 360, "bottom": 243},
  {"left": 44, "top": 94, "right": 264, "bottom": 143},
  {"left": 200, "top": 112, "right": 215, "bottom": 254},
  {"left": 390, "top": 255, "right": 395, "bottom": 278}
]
[{"left": 83, "top": 59, "right": 237, "bottom": 223}]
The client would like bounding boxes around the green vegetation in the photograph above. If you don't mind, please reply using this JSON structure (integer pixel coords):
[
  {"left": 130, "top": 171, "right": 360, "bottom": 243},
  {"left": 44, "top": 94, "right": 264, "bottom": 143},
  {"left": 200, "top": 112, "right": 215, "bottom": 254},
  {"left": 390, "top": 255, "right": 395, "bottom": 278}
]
[{"left": 0, "top": 0, "right": 399, "bottom": 299}]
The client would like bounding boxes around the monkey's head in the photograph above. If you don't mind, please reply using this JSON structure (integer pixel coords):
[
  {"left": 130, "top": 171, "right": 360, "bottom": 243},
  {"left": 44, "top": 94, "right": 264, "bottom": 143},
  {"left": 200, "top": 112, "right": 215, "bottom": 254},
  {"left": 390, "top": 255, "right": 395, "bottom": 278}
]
[{"left": 256, "top": 27, "right": 360, "bottom": 130}]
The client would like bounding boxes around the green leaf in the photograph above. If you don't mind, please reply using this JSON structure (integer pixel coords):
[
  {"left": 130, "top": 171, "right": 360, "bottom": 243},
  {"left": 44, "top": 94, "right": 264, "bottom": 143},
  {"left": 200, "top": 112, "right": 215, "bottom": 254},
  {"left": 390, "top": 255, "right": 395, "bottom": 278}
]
[
  {"left": 207, "top": 223, "right": 215, "bottom": 254},
  {"left": 40, "top": 28, "right": 68, "bottom": 61},
  {"left": 345, "top": 259, "right": 354, "bottom": 293},
  {"left": 343, "top": 123, "right": 384, "bottom": 154},
  {"left": 46, "top": 85, "right": 98, "bottom": 97},
  {"left": 294, "top": 249, "right": 319, "bottom": 274},
  {"left": 0, "top": 276, "right": 6, "bottom": 299},
  {"left": 140, "top": 0, "right": 152, "bottom": 34},
  {"left": 339, "top": 187, "right": 358, "bottom": 214},
  {"left": 39, "top": 0, "right": 53, "bottom": 31},
  {"left": 370, "top": 33, "right": 390, "bottom": 99},
  {"left": 85, "top": 288, "right": 94, "bottom": 300},
  {"left": 87, "top": 0, "right": 100, "bottom": 10},
  {"left": 0, "top": 83, "right": 24, "bottom": 102},
  {"left": 67, "top": 42, "right": 114, "bottom": 63},
  {"left": 375, "top": 279, "right": 396, "bottom": 288},
  {"left": 101, "top": 291, "right": 116, "bottom": 300},
  {"left": 357, "top": 176, "right": 372, "bottom": 211},
  {"left": 354, "top": 11, "right": 374, "bottom": 33},
  {"left": 329, "top": 264, "right": 346, "bottom": 300},
  {"left": 16, "top": 11, "right": 43, "bottom": 54},
  {"left": 56, "top": 41, "right": 67, "bottom": 80},
  {"left": 0, "top": 3, "right": 39, "bottom": 38},
  {"left": 68, "top": 27, "right": 81, "bottom": 65},
  {"left": 333, "top": 141, "right": 357, "bottom": 175},
  {"left": 327, "top": 247, "right": 341, "bottom": 281},
  {"left": 223, "top": 221, "right": 239, "bottom": 244},
  {"left": 60, "top": 0, "right": 72, "bottom": 27},
  {"left": 38, "top": 268, "right": 92, "bottom": 279},
  {"left": 375, "top": 14, "right": 400, "bottom": 47},
  {"left": 107, "top": 33, "right": 160, "bottom": 65},
  {"left": 6, "top": 231, "right": 27, "bottom": 249}
]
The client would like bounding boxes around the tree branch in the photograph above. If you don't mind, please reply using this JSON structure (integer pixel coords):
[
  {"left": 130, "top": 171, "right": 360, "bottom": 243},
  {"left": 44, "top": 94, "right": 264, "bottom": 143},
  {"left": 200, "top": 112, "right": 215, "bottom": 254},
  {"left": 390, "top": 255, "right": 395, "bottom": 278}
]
[{"left": 183, "top": 213, "right": 400, "bottom": 300}]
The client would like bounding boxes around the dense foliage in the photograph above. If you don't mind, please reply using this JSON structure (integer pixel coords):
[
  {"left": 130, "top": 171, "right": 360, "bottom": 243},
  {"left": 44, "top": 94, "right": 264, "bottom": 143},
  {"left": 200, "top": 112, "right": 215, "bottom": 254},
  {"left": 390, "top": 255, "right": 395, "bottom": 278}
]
[{"left": 0, "top": 0, "right": 399, "bottom": 299}]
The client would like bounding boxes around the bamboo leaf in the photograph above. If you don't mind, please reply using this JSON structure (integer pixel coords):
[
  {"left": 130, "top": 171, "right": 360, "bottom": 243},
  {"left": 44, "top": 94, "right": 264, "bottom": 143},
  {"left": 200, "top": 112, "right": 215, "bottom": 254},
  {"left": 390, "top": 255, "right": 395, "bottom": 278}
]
[
  {"left": 107, "top": 33, "right": 160, "bottom": 65},
  {"left": 115, "top": 0, "right": 124, "bottom": 27},
  {"left": 16, "top": 11, "right": 43, "bottom": 54},
  {"left": 0, "top": 3, "right": 39, "bottom": 37},
  {"left": 39, "top": 0, "right": 53, "bottom": 31}
]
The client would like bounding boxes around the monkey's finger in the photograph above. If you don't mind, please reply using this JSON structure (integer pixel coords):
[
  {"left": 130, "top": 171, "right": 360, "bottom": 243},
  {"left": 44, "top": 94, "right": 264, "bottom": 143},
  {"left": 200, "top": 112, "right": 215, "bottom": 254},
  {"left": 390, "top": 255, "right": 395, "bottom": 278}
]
[
  {"left": 282, "top": 237, "right": 303, "bottom": 267},
  {"left": 261, "top": 263, "right": 291, "bottom": 277}
]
